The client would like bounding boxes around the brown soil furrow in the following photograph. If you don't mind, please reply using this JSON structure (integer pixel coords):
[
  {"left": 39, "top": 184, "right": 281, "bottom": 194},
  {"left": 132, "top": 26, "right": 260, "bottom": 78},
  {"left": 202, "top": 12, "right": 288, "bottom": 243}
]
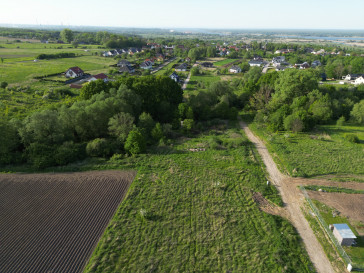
[{"left": 0, "top": 170, "right": 135, "bottom": 273}]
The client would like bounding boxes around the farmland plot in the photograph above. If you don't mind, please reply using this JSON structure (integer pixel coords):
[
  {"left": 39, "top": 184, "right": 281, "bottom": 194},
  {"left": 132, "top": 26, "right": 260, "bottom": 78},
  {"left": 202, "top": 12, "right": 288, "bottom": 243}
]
[{"left": 0, "top": 170, "right": 135, "bottom": 273}]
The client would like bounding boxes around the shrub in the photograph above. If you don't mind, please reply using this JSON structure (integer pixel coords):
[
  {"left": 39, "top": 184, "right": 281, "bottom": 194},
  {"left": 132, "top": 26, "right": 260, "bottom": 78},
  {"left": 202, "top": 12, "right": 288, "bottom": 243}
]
[
  {"left": 336, "top": 116, "right": 345, "bottom": 126},
  {"left": 124, "top": 129, "right": 146, "bottom": 155},
  {"left": 86, "top": 138, "right": 115, "bottom": 157},
  {"left": 55, "top": 141, "right": 86, "bottom": 165},
  {"left": 0, "top": 82, "right": 8, "bottom": 89},
  {"left": 344, "top": 133, "right": 359, "bottom": 143}
]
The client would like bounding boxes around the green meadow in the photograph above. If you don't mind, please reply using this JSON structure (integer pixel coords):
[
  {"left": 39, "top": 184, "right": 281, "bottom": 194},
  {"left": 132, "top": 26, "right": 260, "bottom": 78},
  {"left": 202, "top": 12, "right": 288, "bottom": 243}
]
[
  {"left": 84, "top": 128, "right": 313, "bottom": 272},
  {"left": 249, "top": 123, "right": 364, "bottom": 178}
]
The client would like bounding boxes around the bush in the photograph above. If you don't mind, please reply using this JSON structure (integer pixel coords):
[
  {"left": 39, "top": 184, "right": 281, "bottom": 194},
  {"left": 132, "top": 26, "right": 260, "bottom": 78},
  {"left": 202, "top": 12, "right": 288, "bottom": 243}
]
[
  {"left": 0, "top": 82, "right": 8, "bottom": 89},
  {"left": 86, "top": 138, "right": 115, "bottom": 157},
  {"left": 55, "top": 141, "right": 86, "bottom": 165},
  {"left": 344, "top": 133, "right": 359, "bottom": 143},
  {"left": 336, "top": 116, "right": 345, "bottom": 126},
  {"left": 124, "top": 129, "right": 146, "bottom": 155}
]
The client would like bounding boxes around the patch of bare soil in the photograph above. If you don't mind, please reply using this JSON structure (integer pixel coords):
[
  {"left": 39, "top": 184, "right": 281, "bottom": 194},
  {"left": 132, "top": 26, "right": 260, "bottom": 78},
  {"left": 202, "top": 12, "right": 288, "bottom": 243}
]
[
  {"left": 0, "top": 170, "right": 136, "bottom": 273},
  {"left": 291, "top": 177, "right": 364, "bottom": 191},
  {"left": 252, "top": 192, "right": 290, "bottom": 219},
  {"left": 308, "top": 191, "right": 364, "bottom": 228}
]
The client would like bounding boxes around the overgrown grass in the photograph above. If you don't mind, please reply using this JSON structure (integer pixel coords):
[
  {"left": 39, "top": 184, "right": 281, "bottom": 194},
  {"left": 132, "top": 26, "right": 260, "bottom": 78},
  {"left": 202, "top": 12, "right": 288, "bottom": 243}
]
[
  {"left": 213, "top": 59, "right": 239, "bottom": 66},
  {"left": 249, "top": 123, "right": 364, "bottom": 178},
  {"left": 304, "top": 185, "right": 364, "bottom": 194},
  {"left": 184, "top": 74, "right": 221, "bottom": 92},
  {"left": 153, "top": 58, "right": 180, "bottom": 76},
  {"left": 84, "top": 128, "right": 313, "bottom": 272}
]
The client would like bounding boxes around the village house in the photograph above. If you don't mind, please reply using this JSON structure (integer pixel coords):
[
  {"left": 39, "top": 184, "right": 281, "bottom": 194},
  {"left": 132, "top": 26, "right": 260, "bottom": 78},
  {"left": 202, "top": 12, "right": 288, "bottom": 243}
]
[
  {"left": 117, "top": 59, "right": 131, "bottom": 67},
  {"left": 295, "top": 62, "right": 310, "bottom": 69},
  {"left": 88, "top": 73, "right": 109, "bottom": 82},
  {"left": 311, "top": 60, "right": 322, "bottom": 68},
  {"left": 229, "top": 65, "right": 242, "bottom": 73},
  {"left": 272, "top": 56, "right": 287, "bottom": 67},
  {"left": 119, "top": 65, "right": 135, "bottom": 74},
  {"left": 65, "top": 67, "right": 84, "bottom": 78},
  {"left": 140, "top": 61, "right": 153, "bottom": 70},
  {"left": 175, "top": 63, "right": 188, "bottom": 72},
  {"left": 354, "top": 76, "right": 364, "bottom": 85},
  {"left": 343, "top": 74, "right": 364, "bottom": 81},
  {"left": 249, "top": 60, "right": 264, "bottom": 67},
  {"left": 170, "top": 72, "right": 180, "bottom": 83}
]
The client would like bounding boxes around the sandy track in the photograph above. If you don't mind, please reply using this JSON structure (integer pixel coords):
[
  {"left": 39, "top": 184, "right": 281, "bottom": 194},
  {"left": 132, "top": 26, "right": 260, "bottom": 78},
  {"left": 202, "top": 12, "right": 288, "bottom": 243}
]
[{"left": 240, "top": 120, "right": 335, "bottom": 273}]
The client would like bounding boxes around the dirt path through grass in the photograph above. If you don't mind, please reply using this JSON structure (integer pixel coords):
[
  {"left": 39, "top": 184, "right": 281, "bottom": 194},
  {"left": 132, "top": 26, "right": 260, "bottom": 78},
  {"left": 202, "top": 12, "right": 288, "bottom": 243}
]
[{"left": 240, "top": 120, "right": 335, "bottom": 273}]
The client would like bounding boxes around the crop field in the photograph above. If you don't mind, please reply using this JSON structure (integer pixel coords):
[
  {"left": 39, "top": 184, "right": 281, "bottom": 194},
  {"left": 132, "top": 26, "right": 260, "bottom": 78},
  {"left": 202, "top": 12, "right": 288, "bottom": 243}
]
[
  {"left": 85, "top": 128, "right": 313, "bottom": 272},
  {"left": 213, "top": 59, "right": 239, "bottom": 66},
  {"left": 0, "top": 170, "right": 135, "bottom": 273},
  {"left": 249, "top": 123, "right": 364, "bottom": 178}
]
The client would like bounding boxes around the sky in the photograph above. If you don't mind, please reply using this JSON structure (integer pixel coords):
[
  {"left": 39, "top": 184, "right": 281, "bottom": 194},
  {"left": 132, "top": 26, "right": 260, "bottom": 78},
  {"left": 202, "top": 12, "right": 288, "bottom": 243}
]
[{"left": 1, "top": 0, "right": 364, "bottom": 30}]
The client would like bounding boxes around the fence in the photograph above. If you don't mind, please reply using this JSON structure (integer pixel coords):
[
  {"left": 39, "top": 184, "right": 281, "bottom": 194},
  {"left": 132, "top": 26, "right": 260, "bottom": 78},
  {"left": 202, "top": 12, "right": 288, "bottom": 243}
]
[{"left": 300, "top": 186, "right": 364, "bottom": 272}]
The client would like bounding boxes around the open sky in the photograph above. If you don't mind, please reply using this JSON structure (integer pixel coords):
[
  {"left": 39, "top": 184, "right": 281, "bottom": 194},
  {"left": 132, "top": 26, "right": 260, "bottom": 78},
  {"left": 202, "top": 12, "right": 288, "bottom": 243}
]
[{"left": 1, "top": 0, "right": 364, "bottom": 29}]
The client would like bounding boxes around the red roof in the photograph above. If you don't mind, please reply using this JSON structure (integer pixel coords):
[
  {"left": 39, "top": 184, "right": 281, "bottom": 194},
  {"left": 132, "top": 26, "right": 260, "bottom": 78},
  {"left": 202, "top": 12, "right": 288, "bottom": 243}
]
[
  {"left": 92, "top": 73, "right": 108, "bottom": 80},
  {"left": 69, "top": 84, "right": 82, "bottom": 89},
  {"left": 68, "top": 66, "right": 84, "bottom": 74}
]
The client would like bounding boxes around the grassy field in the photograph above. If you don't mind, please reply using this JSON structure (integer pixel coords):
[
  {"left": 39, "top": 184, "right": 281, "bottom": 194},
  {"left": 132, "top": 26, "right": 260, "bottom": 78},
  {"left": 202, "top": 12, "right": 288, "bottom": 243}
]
[
  {"left": 249, "top": 123, "right": 364, "bottom": 178},
  {"left": 213, "top": 59, "right": 239, "bottom": 66},
  {"left": 153, "top": 58, "right": 181, "bottom": 76},
  {"left": 184, "top": 74, "right": 221, "bottom": 93},
  {"left": 304, "top": 185, "right": 364, "bottom": 194},
  {"left": 84, "top": 128, "right": 313, "bottom": 272},
  {"left": 312, "top": 200, "right": 364, "bottom": 268}
]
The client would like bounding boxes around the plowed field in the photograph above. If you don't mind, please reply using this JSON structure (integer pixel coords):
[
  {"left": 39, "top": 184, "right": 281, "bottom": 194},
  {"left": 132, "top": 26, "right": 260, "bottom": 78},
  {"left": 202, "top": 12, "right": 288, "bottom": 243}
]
[{"left": 0, "top": 170, "right": 135, "bottom": 273}]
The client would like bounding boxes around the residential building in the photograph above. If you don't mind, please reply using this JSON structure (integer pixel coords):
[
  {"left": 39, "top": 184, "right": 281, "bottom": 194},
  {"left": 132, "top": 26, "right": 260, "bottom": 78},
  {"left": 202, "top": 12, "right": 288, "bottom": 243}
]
[
  {"left": 229, "top": 65, "right": 242, "bottom": 73},
  {"left": 65, "top": 67, "right": 84, "bottom": 78},
  {"left": 175, "top": 63, "right": 188, "bottom": 72}
]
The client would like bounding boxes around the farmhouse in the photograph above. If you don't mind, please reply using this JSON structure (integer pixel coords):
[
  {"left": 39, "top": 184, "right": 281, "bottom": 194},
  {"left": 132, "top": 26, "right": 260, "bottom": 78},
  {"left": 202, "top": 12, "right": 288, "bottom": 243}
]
[
  {"left": 140, "top": 61, "right": 153, "bottom": 70},
  {"left": 119, "top": 65, "right": 135, "bottom": 74},
  {"left": 175, "top": 63, "right": 188, "bottom": 72},
  {"left": 249, "top": 60, "right": 264, "bottom": 67},
  {"left": 343, "top": 74, "right": 364, "bottom": 81},
  {"left": 330, "top": 224, "right": 356, "bottom": 246},
  {"left": 170, "top": 72, "right": 179, "bottom": 82},
  {"left": 354, "top": 76, "right": 364, "bottom": 85},
  {"left": 65, "top": 67, "right": 84, "bottom": 78},
  {"left": 272, "top": 56, "right": 286, "bottom": 67},
  {"left": 88, "top": 73, "right": 108, "bottom": 82},
  {"left": 229, "top": 65, "right": 242, "bottom": 73},
  {"left": 117, "top": 59, "right": 131, "bottom": 67}
]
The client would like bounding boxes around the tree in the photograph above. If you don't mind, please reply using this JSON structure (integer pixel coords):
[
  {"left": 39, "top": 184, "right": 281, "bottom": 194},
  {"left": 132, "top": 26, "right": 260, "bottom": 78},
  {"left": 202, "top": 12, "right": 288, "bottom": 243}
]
[
  {"left": 0, "top": 57, "right": 3, "bottom": 64},
  {"left": 108, "top": 112, "right": 135, "bottom": 142},
  {"left": 151, "top": 122, "right": 164, "bottom": 142},
  {"left": 124, "top": 129, "right": 146, "bottom": 155},
  {"left": 80, "top": 80, "right": 110, "bottom": 100},
  {"left": 0, "top": 82, "right": 8, "bottom": 89},
  {"left": 60, "top": 28, "right": 74, "bottom": 43},
  {"left": 351, "top": 100, "right": 364, "bottom": 124}
]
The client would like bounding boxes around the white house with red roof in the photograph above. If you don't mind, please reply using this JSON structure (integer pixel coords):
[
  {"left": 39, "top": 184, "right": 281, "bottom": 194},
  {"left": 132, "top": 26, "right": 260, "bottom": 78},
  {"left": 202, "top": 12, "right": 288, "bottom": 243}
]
[
  {"left": 88, "top": 73, "right": 109, "bottom": 82},
  {"left": 65, "top": 67, "right": 84, "bottom": 78}
]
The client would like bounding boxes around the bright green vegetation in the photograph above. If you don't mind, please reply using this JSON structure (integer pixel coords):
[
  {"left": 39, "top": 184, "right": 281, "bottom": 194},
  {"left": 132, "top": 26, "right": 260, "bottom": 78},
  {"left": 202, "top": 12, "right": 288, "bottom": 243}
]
[
  {"left": 185, "top": 74, "right": 221, "bottom": 92},
  {"left": 249, "top": 123, "right": 364, "bottom": 178},
  {"left": 84, "top": 129, "right": 313, "bottom": 272},
  {"left": 153, "top": 58, "right": 180, "bottom": 76},
  {"left": 312, "top": 200, "right": 364, "bottom": 268},
  {"left": 0, "top": 55, "right": 114, "bottom": 84},
  {"left": 213, "top": 59, "right": 239, "bottom": 66},
  {"left": 303, "top": 205, "right": 347, "bottom": 272},
  {"left": 304, "top": 185, "right": 364, "bottom": 194}
]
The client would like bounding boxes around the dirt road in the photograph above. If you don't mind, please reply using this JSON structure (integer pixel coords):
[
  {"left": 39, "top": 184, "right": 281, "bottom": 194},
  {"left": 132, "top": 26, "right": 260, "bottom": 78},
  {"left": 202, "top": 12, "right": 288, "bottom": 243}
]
[{"left": 240, "top": 120, "right": 335, "bottom": 273}]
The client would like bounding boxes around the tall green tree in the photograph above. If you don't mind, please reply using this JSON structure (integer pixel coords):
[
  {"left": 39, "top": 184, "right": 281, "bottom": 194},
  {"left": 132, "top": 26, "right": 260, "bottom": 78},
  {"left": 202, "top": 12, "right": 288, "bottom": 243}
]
[{"left": 60, "top": 28, "right": 74, "bottom": 43}]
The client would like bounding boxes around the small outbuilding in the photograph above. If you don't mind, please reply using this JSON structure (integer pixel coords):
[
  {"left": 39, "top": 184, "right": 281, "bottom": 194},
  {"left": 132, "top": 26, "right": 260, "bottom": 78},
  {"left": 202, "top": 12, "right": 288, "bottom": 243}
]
[{"left": 330, "top": 224, "right": 356, "bottom": 246}]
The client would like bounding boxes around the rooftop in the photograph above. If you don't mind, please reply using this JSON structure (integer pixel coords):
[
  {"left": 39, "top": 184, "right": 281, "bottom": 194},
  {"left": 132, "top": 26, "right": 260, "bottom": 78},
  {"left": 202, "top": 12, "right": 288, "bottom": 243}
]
[{"left": 334, "top": 224, "right": 357, "bottom": 239}]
